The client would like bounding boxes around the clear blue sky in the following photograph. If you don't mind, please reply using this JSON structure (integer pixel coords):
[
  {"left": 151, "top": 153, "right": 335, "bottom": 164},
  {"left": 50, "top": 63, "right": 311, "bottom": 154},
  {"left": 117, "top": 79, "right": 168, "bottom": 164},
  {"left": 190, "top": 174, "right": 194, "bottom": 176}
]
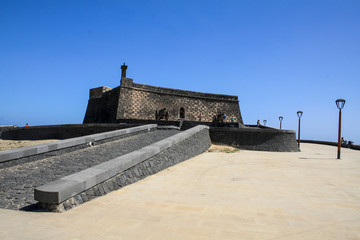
[{"left": 1, "top": 0, "right": 359, "bottom": 143}]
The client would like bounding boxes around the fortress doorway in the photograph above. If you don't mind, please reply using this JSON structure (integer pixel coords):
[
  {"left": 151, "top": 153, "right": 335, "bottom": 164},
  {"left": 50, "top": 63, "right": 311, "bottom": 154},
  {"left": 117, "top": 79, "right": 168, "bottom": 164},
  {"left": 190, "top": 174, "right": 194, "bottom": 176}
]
[{"left": 179, "top": 107, "right": 185, "bottom": 119}]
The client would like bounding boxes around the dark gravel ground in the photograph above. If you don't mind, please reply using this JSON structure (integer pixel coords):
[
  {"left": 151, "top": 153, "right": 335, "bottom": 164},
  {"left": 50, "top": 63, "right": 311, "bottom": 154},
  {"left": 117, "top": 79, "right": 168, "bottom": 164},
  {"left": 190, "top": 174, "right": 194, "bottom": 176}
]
[{"left": 0, "top": 130, "right": 179, "bottom": 210}]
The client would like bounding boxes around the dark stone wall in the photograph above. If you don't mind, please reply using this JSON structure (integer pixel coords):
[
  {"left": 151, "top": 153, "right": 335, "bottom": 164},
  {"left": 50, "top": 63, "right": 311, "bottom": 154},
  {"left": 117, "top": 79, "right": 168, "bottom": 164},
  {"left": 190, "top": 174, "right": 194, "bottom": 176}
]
[
  {"left": 132, "top": 83, "right": 238, "bottom": 101},
  {"left": 83, "top": 81, "right": 243, "bottom": 124},
  {"left": 116, "top": 118, "right": 182, "bottom": 127},
  {"left": 180, "top": 120, "right": 240, "bottom": 130},
  {"left": 116, "top": 85, "right": 243, "bottom": 123},
  {"left": 0, "top": 126, "right": 18, "bottom": 138},
  {"left": 83, "top": 87, "right": 120, "bottom": 123},
  {"left": 0, "top": 123, "right": 138, "bottom": 140},
  {"left": 210, "top": 127, "right": 299, "bottom": 152},
  {"left": 114, "top": 118, "right": 240, "bottom": 130}
]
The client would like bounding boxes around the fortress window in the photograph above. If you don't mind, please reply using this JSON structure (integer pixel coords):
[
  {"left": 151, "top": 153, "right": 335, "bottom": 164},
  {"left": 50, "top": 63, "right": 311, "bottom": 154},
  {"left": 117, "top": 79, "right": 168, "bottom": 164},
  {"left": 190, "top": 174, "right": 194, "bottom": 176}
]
[{"left": 179, "top": 107, "right": 185, "bottom": 119}]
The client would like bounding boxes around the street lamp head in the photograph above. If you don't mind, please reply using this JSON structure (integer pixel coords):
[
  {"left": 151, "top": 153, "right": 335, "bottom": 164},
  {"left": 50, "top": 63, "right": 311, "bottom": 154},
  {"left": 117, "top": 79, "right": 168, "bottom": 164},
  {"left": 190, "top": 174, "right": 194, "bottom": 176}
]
[
  {"left": 297, "top": 111, "right": 303, "bottom": 118},
  {"left": 279, "top": 116, "right": 283, "bottom": 122},
  {"left": 336, "top": 99, "right": 346, "bottom": 110}
]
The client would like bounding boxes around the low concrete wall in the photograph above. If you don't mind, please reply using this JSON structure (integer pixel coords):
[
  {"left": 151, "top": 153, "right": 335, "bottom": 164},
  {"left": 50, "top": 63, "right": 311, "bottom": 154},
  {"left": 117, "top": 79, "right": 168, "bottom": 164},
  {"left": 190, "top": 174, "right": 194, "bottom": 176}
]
[
  {"left": 301, "top": 139, "right": 338, "bottom": 146},
  {"left": 210, "top": 127, "right": 299, "bottom": 152},
  {"left": 0, "top": 125, "right": 157, "bottom": 168},
  {"left": 34, "top": 125, "right": 211, "bottom": 212},
  {"left": 115, "top": 118, "right": 241, "bottom": 130},
  {"left": 301, "top": 140, "right": 360, "bottom": 150},
  {"left": 0, "top": 123, "right": 139, "bottom": 140},
  {"left": 353, "top": 145, "right": 360, "bottom": 150}
]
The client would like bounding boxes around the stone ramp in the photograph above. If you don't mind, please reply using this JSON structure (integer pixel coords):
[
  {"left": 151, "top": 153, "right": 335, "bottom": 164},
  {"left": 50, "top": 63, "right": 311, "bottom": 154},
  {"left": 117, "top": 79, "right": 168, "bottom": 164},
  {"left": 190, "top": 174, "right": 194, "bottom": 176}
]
[
  {"left": 0, "top": 124, "right": 157, "bottom": 168},
  {"left": 35, "top": 126, "right": 211, "bottom": 212},
  {"left": 0, "top": 129, "right": 179, "bottom": 210}
]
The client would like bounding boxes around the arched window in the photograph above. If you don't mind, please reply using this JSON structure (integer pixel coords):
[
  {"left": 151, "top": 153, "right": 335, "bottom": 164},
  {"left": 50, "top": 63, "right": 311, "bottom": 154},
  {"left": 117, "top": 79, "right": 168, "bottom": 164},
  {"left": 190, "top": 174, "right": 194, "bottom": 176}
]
[{"left": 179, "top": 107, "right": 185, "bottom": 119}]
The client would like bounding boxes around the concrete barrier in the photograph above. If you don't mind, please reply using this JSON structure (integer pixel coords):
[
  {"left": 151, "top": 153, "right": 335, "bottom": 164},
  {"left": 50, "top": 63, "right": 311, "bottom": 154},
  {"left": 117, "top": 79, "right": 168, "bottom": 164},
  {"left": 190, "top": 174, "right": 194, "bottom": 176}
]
[
  {"left": 34, "top": 125, "right": 211, "bottom": 212},
  {"left": 0, "top": 125, "right": 157, "bottom": 168}
]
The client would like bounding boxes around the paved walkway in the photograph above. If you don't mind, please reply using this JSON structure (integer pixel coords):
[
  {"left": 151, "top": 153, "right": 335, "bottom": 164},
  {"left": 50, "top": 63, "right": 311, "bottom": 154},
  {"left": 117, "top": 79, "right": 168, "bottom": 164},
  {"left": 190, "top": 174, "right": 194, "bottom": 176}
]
[{"left": 0, "top": 143, "right": 359, "bottom": 239}]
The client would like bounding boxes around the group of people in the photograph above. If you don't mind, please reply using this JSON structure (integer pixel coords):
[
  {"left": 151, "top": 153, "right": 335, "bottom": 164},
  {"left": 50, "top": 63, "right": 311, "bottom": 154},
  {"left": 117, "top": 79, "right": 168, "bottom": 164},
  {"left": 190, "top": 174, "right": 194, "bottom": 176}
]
[
  {"left": 196, "top": 113, "right": 236, "bottom": 123},
  {"left": 210, "top": 113, "right": 237, "bottom": 123},
  {"left": 341, "top": 137, "right": 354, "bottom": 148}
]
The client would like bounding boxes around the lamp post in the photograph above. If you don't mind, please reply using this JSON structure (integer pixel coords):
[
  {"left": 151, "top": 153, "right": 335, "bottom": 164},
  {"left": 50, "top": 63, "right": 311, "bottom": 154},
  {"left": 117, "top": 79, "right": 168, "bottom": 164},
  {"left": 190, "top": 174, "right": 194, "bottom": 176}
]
[
  {"left": 263, "top": 120, "right": 267, "bottom": 126},
  {"left": 336, "top": 99, "right": 346, "bottom": 159},
  {"left": 279, "top": 116, "right": 283, "bottom": 129},
  {"left": 297, "top": 111, "right": 303, "bottom": 148}
]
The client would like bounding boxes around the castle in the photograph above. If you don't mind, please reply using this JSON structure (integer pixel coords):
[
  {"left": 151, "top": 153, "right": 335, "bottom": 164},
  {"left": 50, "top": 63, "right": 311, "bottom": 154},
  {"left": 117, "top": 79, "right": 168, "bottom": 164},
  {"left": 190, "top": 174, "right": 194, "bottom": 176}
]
[{"left": 83, "top": 64, "right": 243, "bottom": 124}]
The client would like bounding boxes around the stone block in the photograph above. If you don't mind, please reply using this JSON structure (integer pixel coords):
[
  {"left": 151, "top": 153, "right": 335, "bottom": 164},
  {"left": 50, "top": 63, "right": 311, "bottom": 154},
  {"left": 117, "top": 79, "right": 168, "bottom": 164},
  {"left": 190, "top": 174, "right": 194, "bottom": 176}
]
[
  {"left": 85, "top": 188, "right": 95, "bottom": 197},
  {"left": 80, "top": 192, "right": 88, "bottom": 202},
  {"left": 98, "top": 185, "right": 105, "bottom": 195},
  {"left": 93, "top": 186, "right": 101, "bottom": 196},
  {"left": 102, "top": 182, "right": 110, "bottom": 193},
  {"left": 34, "top": 179, "right": 83, "bottom": 204}
]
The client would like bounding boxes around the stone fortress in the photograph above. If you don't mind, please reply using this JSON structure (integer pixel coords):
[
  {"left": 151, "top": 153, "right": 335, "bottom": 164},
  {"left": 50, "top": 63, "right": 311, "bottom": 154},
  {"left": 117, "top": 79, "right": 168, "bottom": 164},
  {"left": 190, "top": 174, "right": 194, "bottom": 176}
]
[
  {"left": 1, "top": 62, "right": 358, "bottom": 216},
  {"left": 0, "top": 63, "right": 301, "bottom": 212},
  {"left": 84, "top": 63, "right": 243, "bottom": 124}
]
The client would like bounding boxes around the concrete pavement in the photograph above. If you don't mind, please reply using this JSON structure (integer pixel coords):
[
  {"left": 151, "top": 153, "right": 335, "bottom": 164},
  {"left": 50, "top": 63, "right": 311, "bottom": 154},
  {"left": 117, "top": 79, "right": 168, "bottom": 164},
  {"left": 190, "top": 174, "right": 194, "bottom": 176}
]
[{"left": 0, "top": 143, "right": 359, "bottom": 239}]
